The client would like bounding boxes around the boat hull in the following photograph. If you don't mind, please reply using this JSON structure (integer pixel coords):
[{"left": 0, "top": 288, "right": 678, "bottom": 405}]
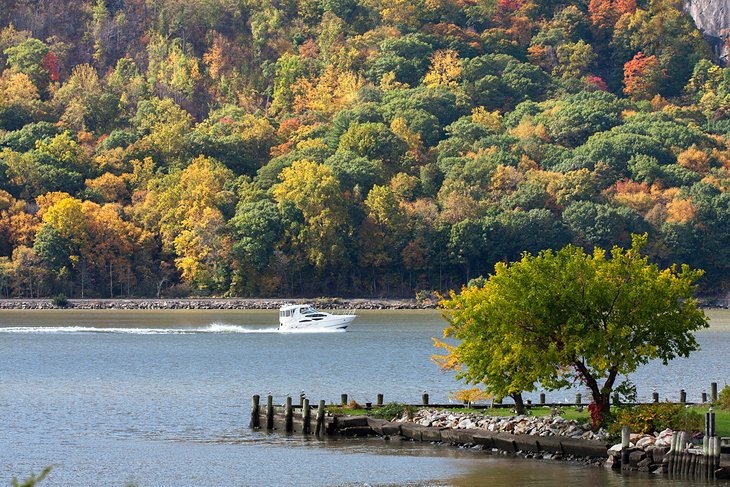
[{"left": 278, "top": 314, "right": 356, "bottom": 331}]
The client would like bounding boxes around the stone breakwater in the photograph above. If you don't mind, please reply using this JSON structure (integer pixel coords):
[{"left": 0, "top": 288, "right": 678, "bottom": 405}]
[
  {"left": 605, "top": 429, "right": 674, "bottom": 472},
  {"left": 404, "top": 409, "right": 607, "bottom": 441},
  {"left": 0, "top": 298, "right": 432, "bottom": 310}
]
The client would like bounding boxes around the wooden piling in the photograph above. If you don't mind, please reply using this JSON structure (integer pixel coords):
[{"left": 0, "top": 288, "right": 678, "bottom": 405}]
[
  {"left": 679, "top": 431, "right": 689, "bottom": 476},
  {"left": 299, "top": 393, "right": 305, "bottom": 407},
  {"left": 652, "top": 392, "right": 659, "bottom": 403},
  {"left": 706, "top": 411, "right": 716, "bottom": 437},
  {"left": 285, "top": 396, "right": 293, "bottom": 433},
  {"left": 711, "top": 382, "right": 718, "bottom": 402},
  {"left": 702, "top": 392, "right": 707, "bottom": 403},
  {"left": 699, "top": 435, "right": 710, "bottom": 480},
  {"left": 315, "top": 400, "right": 325, "bottom": 437},
  {"left": 612, "top": 392, "right": 620, "bottom": 405},
  {"left": 539, "top": 393, "right": 545, "bottom": 405},
  {"left": 302, "top": 398, "right": 311, "bottom": 434},
  {"left": 575, "top": 393, "right": 581, "bottom": 406},
  {"left": 620, "top": 428, "right": 630, "bottom": 469},
  {"left": 680, "top": 389, "right": 686, "bottom": 404},
  {"left": 376, "top": 394, "right": 383, "bottom": 406},
  {"left": 250, "top": 394, "right": 260, "bottom": 429},
  {"left": 668, "top": 432, "right": 677, "bottom": 474},
  {"left": 266, "top": 395, "right": 274, "bottom": 430},
  {"left": 341, "top": 394, "right": 348, "bottom": 406},
  {"left": 422, "top": 393, "right": 429, "bottom": 406}
]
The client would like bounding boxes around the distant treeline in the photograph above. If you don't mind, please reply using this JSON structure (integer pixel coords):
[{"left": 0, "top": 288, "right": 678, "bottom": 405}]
[{"left": 1, "top": 0, "right": 729, "bottom": 298}]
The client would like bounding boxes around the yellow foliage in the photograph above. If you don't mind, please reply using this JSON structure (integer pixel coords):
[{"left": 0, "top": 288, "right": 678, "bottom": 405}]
[
  {"left": 423, "top": 49, "right": 462, "bottom": 90},
  {"left": 42, "top": 197, "right": 88, "bottom": 246},
  {"left": 509, "top": 118, "right": 549, "bottom": 142},
  {"left": 391, "top": 117, "right": 423, "bottom": 156},
  {"left": 379, "top": 71, "right": 409, "bottom": 90},
  {"left": 449, "top": 388, "right": 494, "bottom": 404},
  {"left": 471, "top": 107, "right": 502, "bottom": 130},
  {"left": 431, "top": 337, "right": 461, "bottom": 371},
  {"left": 490, "top": 164, "right": 524, "bottom": 193},
  {"left": 35, "top": 192, "right": 73, "bottom": 218},
  {"left": 292, "top": 65, "right": 366, "bottom": 117},
  {"left": 0, "top": 70, "right": 39, "bottom": 111}
]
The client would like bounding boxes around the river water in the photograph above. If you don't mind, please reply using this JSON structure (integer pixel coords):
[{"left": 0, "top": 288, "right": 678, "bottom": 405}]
[{"left": 0, "top": 309, "right": 728, "bottom": 486}]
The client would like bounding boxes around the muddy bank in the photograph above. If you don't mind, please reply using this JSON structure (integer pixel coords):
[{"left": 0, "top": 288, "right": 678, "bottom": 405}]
[{"left": 0, "top": 297, "right": 434, "bottom": 310}]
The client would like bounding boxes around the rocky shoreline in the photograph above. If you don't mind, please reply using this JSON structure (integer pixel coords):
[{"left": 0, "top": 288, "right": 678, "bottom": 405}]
[
  {"left": 0, "top": 297, "right": 434, "bottom": 310},
  {"left": 407, "top": 408, "right": 607, "bottom": 441},
  {"left": 395, "top": 409, "right": 729, "bottom": 476}
]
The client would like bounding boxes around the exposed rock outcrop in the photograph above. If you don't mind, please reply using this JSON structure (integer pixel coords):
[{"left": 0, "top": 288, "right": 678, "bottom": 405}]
[{"left": 685, "top": 0, "right": 730, "bottom": 63}]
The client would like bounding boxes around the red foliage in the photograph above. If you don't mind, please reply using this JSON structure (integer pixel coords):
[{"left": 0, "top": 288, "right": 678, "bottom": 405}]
[
  {"left": 277, "top": 118, "right": 300, "bottom": 138},
  {"left": 585, "top": 75, "right": 608, "bottom": 91},
  {"left": 42, "top": 52, "right": 60, "bottom": 82},
  {"left": 613, "top": 0, "right": 637, "bottom": 15},
  {"left": 496, "top": 0, "right": 525, "bottom": 18},
  {"left": 588, "top": 0, "right": 615, "bottom": 30},
  {"left": 588, "top": 402, "right": 602, "bottom": 429}
]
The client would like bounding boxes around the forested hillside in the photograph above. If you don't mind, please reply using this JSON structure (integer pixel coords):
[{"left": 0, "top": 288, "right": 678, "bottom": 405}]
[{"left": 0, "top": 0, "right": 729, "bottom": 298}]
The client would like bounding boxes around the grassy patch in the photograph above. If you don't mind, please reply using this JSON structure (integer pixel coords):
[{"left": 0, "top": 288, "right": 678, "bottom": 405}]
[{"left": 688, "top": 407, "right": 730, "bottom": 437}]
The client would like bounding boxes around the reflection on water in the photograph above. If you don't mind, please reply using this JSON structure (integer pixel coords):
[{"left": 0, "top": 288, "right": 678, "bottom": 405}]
[{"left": 0, "top": 309, "right": 729, "bottom": 486}]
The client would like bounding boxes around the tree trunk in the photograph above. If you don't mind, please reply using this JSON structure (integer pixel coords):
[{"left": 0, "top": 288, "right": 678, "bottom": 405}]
[
  {"left": 573, "top": 359, "right": 618, "bottom": 424},
  {"left": 511, "top": 393, "right": 526, "bottom": 415}
]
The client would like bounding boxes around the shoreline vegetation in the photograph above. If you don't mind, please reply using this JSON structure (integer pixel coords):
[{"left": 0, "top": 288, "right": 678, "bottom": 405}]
[
  {"left": 1, "top": 295, "right": 729, "bottom": 310},
  {"left": 0, "top": 297, "right": 433, "bottom": 310}
]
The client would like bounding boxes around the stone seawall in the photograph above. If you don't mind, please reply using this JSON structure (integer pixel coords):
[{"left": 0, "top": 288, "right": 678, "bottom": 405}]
[{"left": 0, "top": 298, "right": 433, "bottom": 310}]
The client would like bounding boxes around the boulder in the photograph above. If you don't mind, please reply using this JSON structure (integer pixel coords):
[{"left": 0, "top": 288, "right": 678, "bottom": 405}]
[
  {"left": 381, "top": 421, "right": 402, "bottom": 436},
  {"left": 367, "top": 417, "right": 387, "bottom": 435},
  {"left": 401, "top": 423, "right": 429, "bottom": 441}
]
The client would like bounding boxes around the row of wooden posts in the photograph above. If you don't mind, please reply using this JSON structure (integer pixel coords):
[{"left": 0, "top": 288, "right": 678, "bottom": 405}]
[
  {"left": 249, "top": 382, "right": 723, "bottom": 435},
  {"left": 251, "top": 381, "right": 722, "bottom": 421}
]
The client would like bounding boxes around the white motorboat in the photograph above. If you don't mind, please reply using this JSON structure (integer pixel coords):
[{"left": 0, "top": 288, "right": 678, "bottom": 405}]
[{"left": 278, "top": 304, "right": 356, "bottom": 331}]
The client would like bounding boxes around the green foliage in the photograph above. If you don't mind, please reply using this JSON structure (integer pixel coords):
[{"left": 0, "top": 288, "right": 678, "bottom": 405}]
[
  {"left": 714, "top": 384, "right": 730, "bottom": 411},
  {"left": 370, "top": 402, "right": 413, "bottom": 420},
  {"left": 0, "top": 0, "right": 726, "bottom": 298},
  {"left": 11, "top": 466, "right": 52, "bottom": 487},
  {"left": 609, "top": 404, "right": 703, "bottom": 436},
  {"left": 438, "top": 235, "right": 708, "bottom": 418},
  {"left": 51, "top": 293, "right": 69, "bottom": 307}
]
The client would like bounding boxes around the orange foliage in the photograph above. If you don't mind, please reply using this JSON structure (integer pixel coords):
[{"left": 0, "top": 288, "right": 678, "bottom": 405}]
[
  {"left": 623, "top": 52, "right": 663, "bottom": 100},
  {"left": 86, "top": 173, "right": 130, "bottom": 203},
  {"left": 605, "top": 179, "right": 658, "bottom": 213},
  {"left": 677, "top": 145, "right": 710, "bottom": 173},
  {"left": 665, "top": 198, "right": 697, "bottom": 223}
]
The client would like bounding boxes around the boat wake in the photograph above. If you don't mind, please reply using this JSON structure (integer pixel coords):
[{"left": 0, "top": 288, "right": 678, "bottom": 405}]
[{"left": 0, "top": 323, "right": 347, "bottom": 334}]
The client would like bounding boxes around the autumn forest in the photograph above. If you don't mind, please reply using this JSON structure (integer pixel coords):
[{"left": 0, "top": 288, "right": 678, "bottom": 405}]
[{"left": 0, "top": 0, "right": 729, "bottom": 298}]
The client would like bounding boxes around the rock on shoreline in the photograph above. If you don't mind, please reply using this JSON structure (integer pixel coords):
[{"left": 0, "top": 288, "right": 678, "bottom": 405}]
[
  {"left": 404, "top": 409, "right": 607, "bottom": 441},
  {"left": 0, "top": 297, "right": 434, "bottom": 310}
]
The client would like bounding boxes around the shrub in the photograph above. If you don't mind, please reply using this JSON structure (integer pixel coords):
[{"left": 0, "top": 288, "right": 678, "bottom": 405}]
[
  {"left": 51, "top": 293, "right": 69, "bottom": 308},
  {"left": 345, "top": 399, "right": 363, "bottom": 410},
  {"left": 714, "top": 384, "right": 730, "bottom": 411},
  {"left": 370, "top": 402, "right": 413, "bottom": 420},
  {"left": 608, "top": 403, "right": 703, "bottom": 436}
]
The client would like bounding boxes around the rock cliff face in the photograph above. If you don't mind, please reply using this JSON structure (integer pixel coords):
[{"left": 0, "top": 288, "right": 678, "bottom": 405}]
[{"left": 685, "top": 0, "right": 730, "bottom": 63}]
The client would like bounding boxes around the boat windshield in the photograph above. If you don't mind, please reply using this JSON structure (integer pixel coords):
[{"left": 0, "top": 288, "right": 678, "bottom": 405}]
[{"left": 301, "top": 307, "right": 318, "bottom": 315}]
